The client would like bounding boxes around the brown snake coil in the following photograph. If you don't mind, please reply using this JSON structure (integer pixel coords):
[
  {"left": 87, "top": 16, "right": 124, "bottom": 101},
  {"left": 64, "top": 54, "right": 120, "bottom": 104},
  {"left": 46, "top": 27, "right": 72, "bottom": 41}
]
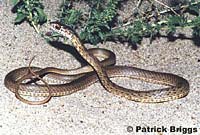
[{"left": 4, "top": 22, "right": 189, "bottom": 105}]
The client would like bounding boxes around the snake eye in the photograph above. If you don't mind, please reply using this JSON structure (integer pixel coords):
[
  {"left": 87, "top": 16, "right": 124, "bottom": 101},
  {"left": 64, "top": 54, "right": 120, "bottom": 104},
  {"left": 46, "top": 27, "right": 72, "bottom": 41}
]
[{"left": 54, "top": 24, "right": 61, "bottom": 30}]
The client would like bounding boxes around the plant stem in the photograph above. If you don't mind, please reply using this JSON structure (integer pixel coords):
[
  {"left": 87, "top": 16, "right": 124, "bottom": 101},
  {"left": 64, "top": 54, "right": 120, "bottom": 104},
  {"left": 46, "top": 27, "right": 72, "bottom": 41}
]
[
  {"left": 28, "top": 9, "right": 40, "bottom": 33},
  {"left": 31, "top": 21, "right": 40, "bottom": 33}
]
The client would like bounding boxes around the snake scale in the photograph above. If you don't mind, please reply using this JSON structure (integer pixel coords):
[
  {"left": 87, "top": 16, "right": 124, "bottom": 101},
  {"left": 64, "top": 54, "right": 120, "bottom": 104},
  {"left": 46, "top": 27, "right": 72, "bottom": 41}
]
[{"left": 4, "top": 22, "right": 189, "bottom": 105}]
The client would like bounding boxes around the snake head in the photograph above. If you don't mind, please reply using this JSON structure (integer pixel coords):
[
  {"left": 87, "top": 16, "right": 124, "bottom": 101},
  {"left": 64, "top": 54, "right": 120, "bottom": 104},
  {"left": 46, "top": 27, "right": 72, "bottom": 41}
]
[{"left": 49, "top": 21, "right": 74, "bottom": 40}]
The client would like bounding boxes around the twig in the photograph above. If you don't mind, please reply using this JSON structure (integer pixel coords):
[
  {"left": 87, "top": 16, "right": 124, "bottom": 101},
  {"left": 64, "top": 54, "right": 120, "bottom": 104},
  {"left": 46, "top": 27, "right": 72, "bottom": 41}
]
[
  {"left": 112, "top": 21, "right": 132, "bottom": 30},
  {"left": 153, "top": 0, "right": 179, "bottom": 15},
  {"left": 145, "top": 1, "right": 200, "bottom": 19}
]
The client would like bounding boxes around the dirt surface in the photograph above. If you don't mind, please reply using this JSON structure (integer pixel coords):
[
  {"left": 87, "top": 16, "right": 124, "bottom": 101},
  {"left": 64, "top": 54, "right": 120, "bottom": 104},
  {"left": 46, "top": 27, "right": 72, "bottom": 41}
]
[{"left": 0, "top": 1, "right": 199, "bottom": 135}]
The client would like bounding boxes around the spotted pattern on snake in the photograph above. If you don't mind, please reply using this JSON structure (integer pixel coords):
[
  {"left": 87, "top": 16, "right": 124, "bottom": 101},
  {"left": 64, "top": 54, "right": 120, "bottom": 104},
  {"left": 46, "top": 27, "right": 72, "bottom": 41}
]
[{"left": 4, "top": 21, "right": 189, "bottom": 105}]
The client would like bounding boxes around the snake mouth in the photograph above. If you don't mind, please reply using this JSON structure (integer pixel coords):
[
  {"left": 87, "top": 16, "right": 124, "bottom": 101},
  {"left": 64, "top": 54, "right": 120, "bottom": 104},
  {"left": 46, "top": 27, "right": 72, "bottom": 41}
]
[
  {"left": 45, "top": 21, "right": 61, "bottom": 37},
  {"left": 45, "top": 25, "right": 62, "bottom": 39}
]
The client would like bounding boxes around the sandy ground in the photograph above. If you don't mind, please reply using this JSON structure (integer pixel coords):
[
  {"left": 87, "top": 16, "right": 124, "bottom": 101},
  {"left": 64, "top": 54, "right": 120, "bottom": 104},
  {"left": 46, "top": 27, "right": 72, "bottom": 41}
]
[{"left": 0, "top": 1, "right": 200, "bottom": 135}]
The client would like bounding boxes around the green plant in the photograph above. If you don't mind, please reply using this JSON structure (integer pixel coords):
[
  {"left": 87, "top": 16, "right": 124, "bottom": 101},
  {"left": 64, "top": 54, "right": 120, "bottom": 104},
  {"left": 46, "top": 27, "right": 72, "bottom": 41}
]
[
  {"left": 11, "top": 0, "right": 47, "bottom": 33},
  {"left": 58, "top": 0, "right": 82, "bottom": 28},
  {"left": 57, "top": 0, "right": 200, "bottom": 46},
  {"left": 58, "top": 0, "right": 121, "bottom": 44},
  {"left": 11, "top": 0, "right": 200, "bottom": 46}
]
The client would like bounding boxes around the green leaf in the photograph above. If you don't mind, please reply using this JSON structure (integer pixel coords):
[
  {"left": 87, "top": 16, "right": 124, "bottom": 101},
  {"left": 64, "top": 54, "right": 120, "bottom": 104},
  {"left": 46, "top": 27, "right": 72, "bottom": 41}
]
[
  {"left": 80, "top": 31, "right": 86, "bottom": 40},
  {"left": 35, "top": 7, "right": 47, "bottom": 23},
  {"left": 12, "top": 0, "right": 19, "bottom": 6},
  {"left": 188, "top": 5, "right": 199, "bottom": 15},
  {"left": 98, "top": 32, "right": 104, "bottom": 40},
  {"left": 15, "top": 13, "right": 26, "bottom": 23}
]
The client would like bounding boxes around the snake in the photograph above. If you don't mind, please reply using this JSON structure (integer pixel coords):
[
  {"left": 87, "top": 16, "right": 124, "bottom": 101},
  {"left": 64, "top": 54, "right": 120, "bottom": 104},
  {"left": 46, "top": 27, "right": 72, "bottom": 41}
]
[{"left": 4, "top": 22, "right": 189, "bottom": 105}]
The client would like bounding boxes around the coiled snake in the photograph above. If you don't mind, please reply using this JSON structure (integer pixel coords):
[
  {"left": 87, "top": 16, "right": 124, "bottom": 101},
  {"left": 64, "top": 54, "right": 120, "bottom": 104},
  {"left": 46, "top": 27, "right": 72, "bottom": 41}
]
[{"left": 4, "top": 22, "right": 189, "bottom": 105}]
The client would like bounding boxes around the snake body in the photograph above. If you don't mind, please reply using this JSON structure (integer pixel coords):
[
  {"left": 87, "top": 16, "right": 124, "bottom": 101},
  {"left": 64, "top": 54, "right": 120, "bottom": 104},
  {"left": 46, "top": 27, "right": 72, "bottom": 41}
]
[{"left": 4, "top": 22, "right": 189, "bottom": 104}]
